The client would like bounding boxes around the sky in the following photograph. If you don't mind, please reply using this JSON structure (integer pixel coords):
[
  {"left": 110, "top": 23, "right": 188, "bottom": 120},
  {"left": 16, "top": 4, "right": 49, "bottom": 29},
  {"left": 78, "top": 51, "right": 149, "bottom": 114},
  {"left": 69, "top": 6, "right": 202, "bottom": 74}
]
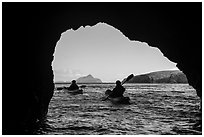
[{"left": 52, "top": 22, "right": 178, "bottom": 82}]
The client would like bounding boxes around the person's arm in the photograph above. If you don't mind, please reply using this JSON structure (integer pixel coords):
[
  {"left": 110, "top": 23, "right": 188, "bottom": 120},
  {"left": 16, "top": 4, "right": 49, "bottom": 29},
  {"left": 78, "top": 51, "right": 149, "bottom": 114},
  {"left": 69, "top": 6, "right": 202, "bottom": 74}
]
[
  {"left": 76, "top": 84, "right": 79, "bottom": 89},
  {"left": 120, "top": 86, "right": 125, "bottom": 95},
  {"left": 67, "top": 85, "right": 72, "bottom": 90},
  {"left": 109, "top": 88, "right": 116, "bottom": 97}
]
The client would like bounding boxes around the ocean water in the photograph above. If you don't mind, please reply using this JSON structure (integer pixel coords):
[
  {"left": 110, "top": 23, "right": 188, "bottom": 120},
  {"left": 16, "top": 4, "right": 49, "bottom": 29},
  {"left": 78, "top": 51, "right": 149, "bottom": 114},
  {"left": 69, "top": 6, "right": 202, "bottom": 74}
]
[{"left": 36, "top": 83, "right": 201, "bottom": 135}]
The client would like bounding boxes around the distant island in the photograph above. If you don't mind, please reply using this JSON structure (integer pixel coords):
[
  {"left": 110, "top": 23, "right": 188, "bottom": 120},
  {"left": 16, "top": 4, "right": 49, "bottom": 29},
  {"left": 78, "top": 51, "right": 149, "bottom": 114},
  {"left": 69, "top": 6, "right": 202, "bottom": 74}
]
[
  {"left": 76, "top": 74, "right": 103, "bottom": 83},
  {"left": 54, "top": 70, "right": 188, "bottom": 84},
  {"left": 123, "top": 70, "right": 188, "bottom": 84}
]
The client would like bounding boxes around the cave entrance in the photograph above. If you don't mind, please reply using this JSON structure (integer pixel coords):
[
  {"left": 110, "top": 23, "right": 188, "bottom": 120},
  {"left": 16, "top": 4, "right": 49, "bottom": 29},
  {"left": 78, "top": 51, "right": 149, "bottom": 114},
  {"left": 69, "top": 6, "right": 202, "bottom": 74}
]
[
  {"left": 52, "top": 22, "right": 187, "bottom": 84},
  {"left": 48, "top": 22, "right": 201, "bottom": 135}
]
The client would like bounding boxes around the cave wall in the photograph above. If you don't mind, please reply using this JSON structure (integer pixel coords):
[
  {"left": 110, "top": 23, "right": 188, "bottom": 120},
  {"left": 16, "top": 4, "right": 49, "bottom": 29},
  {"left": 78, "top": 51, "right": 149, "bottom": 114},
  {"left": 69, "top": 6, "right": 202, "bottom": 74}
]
[{"left": 3, "top": 2, "right": 201, "bottom": 134}]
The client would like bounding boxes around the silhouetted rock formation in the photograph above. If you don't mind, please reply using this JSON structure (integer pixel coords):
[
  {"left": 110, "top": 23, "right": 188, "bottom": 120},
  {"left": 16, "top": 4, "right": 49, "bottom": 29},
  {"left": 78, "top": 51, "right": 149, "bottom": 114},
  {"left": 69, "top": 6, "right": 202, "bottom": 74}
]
[
  {"left": 125, "top": 70, "right": 188, "bottom": 83},
  {"left": 3, "top": 3, "right": 201, "bottom": 134},
  {"left": 76, "top": 74, "right": 102, "bottom": 83}
]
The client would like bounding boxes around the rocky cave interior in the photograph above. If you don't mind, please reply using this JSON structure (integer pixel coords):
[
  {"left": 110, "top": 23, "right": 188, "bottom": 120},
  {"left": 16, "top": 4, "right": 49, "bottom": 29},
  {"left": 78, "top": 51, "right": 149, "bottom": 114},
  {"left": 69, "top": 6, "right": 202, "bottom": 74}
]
[{"left": 3, "top": 3, "right": 202, "bottom": 134}]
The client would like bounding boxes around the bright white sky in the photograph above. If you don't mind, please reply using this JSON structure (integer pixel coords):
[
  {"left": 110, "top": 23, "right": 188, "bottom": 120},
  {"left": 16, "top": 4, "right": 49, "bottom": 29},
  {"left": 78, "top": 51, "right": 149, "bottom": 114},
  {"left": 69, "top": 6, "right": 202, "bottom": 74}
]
[{"left": 52, "top": 22, "right": 178, "bottom": 82}]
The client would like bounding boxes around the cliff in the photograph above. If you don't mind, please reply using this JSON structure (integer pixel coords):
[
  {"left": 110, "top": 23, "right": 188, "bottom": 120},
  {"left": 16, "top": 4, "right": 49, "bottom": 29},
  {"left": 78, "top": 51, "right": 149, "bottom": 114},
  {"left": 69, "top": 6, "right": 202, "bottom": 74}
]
[
  {"left": 126, "top": 70, "right": 188, "bottom": 83},
  {"left": 76, "top": 74, "right": 102, "bottom": 83}
]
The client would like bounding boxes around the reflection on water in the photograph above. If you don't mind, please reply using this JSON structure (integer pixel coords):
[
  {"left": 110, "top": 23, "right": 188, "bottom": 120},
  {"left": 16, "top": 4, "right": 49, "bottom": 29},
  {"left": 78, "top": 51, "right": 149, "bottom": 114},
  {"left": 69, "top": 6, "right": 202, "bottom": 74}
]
[{"left": 35, "top": 84, "right": 201, "bottom": 135}]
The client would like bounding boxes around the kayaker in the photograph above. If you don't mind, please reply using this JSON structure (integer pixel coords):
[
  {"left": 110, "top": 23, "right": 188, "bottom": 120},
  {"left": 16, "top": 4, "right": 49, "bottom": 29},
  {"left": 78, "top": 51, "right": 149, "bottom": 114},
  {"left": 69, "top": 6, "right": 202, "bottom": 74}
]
[
  {"left": 68, "top": 80, "right": 79, "bottom": 90},
  {"left": 109, "top": 80, "right": 125, "bottom": 98}
]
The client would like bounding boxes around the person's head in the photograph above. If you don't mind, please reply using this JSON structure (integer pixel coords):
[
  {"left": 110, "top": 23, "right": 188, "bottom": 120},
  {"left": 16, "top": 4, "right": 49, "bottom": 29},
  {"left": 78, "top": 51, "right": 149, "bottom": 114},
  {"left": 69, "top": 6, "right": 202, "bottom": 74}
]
[
  {"left": 116, "top": 80, "right": 121, "bottom": 85},
  {"left": 72, "top": 80, "right": 76, "bottom": 84}
]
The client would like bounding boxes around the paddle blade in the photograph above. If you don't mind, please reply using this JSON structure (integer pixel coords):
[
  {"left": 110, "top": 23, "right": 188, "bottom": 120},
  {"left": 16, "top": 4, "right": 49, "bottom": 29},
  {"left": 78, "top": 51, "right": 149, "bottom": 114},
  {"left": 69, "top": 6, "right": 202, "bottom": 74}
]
[
  {"left": 126, "top": 74, "right": 134, "bottom": 81},
  {"left": 121, "top": 74, "right": 134, "bottom": 85},
  {"left": 80, "top": 85, "right": 86, "bottom": 88}
]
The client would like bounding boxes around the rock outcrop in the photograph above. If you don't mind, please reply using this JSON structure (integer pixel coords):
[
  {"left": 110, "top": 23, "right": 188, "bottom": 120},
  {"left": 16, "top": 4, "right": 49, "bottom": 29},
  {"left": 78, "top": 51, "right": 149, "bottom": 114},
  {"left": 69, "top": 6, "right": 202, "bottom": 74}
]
[
  {"left": 125, "top": 70, "right": 188, "bottom": 83},
  {"left": 3, "top": 3, "right": 201, "bottom": 134},
  {"left": 76, "top": 74, "right": 102, "bottom": 83}
]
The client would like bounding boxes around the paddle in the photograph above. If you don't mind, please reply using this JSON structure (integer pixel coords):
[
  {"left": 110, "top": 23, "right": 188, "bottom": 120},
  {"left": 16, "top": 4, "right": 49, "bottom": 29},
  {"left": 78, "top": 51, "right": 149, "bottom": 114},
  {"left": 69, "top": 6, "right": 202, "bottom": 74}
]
[
  {"left": 79, "top": 85, "right": 86, "bottom": 88},
  {"left": 102, "top": 74, "right": 134, "bottom": 101},
  {"left": 121, "top": 74, "right": 134, "bottom": 85},
  {"left": 63, "top": 85, "right": 86, "bottom": 90}
]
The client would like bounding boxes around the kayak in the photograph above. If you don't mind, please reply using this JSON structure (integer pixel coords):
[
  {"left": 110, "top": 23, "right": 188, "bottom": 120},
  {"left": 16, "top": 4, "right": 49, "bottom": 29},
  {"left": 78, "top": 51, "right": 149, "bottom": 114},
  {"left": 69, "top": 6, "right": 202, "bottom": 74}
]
[
  {"left": 55, "top": 86, "right": 66, "bottom": 90},
  {"left": 63, "top": 89, "right": 83, "bottom": 95},
  {"left": 108, "top": 96, "right": 130, "bottom": 104},
  {"left": 105, "top": 89, "right": 130, "bottom": 104}
]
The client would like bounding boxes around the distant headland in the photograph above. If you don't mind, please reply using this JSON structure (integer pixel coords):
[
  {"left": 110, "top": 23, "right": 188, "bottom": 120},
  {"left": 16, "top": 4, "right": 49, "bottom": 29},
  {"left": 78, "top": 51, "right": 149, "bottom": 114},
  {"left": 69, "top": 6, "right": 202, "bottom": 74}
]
[
  {"left": 76, "top": 74, "right": 103, "bottom": 83},
  {"left": 122, "top": 70, "right": 188, "bottom": 84},
  {"left": 55, "top": 70, "right": 188, "bottom": 84}
]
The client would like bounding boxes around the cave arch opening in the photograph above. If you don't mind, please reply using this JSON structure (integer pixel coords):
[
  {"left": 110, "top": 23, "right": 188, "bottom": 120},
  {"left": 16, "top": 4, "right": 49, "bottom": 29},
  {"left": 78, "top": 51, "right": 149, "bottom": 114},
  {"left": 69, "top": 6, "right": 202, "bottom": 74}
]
[
  {"left": 52, "top": 22, "right": 188, "bottom": 84},
  {"left": 47, "top": 22, "right": 201, "bottom": 134}
]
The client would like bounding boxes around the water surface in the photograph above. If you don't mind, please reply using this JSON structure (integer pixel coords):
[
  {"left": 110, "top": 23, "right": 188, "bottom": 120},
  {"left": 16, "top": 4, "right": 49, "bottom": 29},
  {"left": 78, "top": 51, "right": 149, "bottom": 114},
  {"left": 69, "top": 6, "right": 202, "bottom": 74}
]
[{"left": 36, "top": 83, "right": 201, "bottom": 135}]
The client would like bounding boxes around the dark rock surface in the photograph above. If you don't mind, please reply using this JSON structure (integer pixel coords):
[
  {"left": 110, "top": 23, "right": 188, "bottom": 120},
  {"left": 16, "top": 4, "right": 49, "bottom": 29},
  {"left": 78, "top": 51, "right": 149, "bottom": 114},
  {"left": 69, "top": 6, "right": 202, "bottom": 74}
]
[
  {"left": 3, "top": 3, "right": 201, "bottom": 134},
  {"left": 126, "top": 70, "right": 188, "bottom": 83},
  {"left": 76, "top": 74, "right": 102, "bottom": 83}
]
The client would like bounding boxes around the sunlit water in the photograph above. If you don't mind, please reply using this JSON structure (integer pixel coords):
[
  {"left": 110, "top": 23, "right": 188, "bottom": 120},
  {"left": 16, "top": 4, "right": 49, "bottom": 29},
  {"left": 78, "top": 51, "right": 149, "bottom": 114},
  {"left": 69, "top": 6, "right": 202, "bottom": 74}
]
[{"left": 36, "top": 84, "right": 201, "bottom": 135}]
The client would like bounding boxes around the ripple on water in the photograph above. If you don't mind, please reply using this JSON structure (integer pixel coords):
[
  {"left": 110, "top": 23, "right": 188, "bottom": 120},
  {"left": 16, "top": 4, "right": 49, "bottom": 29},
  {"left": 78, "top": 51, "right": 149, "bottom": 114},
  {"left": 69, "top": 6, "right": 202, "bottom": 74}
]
[{"left": 38, "top": 84, "right": 201, "bottom": 135}]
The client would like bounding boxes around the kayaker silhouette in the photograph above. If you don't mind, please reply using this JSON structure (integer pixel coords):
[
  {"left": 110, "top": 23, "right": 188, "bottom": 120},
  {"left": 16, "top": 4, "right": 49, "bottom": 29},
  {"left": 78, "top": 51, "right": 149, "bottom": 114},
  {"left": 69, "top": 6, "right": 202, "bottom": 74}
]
[
  {"left": 109, "top": 80, "right": 125, "bottom": 98},
  {"left": 103, "top": 74, "right": 134, "bottom": 103},
  {"left": 68, "top": 80, "right": 79, "bottom": 90}
]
